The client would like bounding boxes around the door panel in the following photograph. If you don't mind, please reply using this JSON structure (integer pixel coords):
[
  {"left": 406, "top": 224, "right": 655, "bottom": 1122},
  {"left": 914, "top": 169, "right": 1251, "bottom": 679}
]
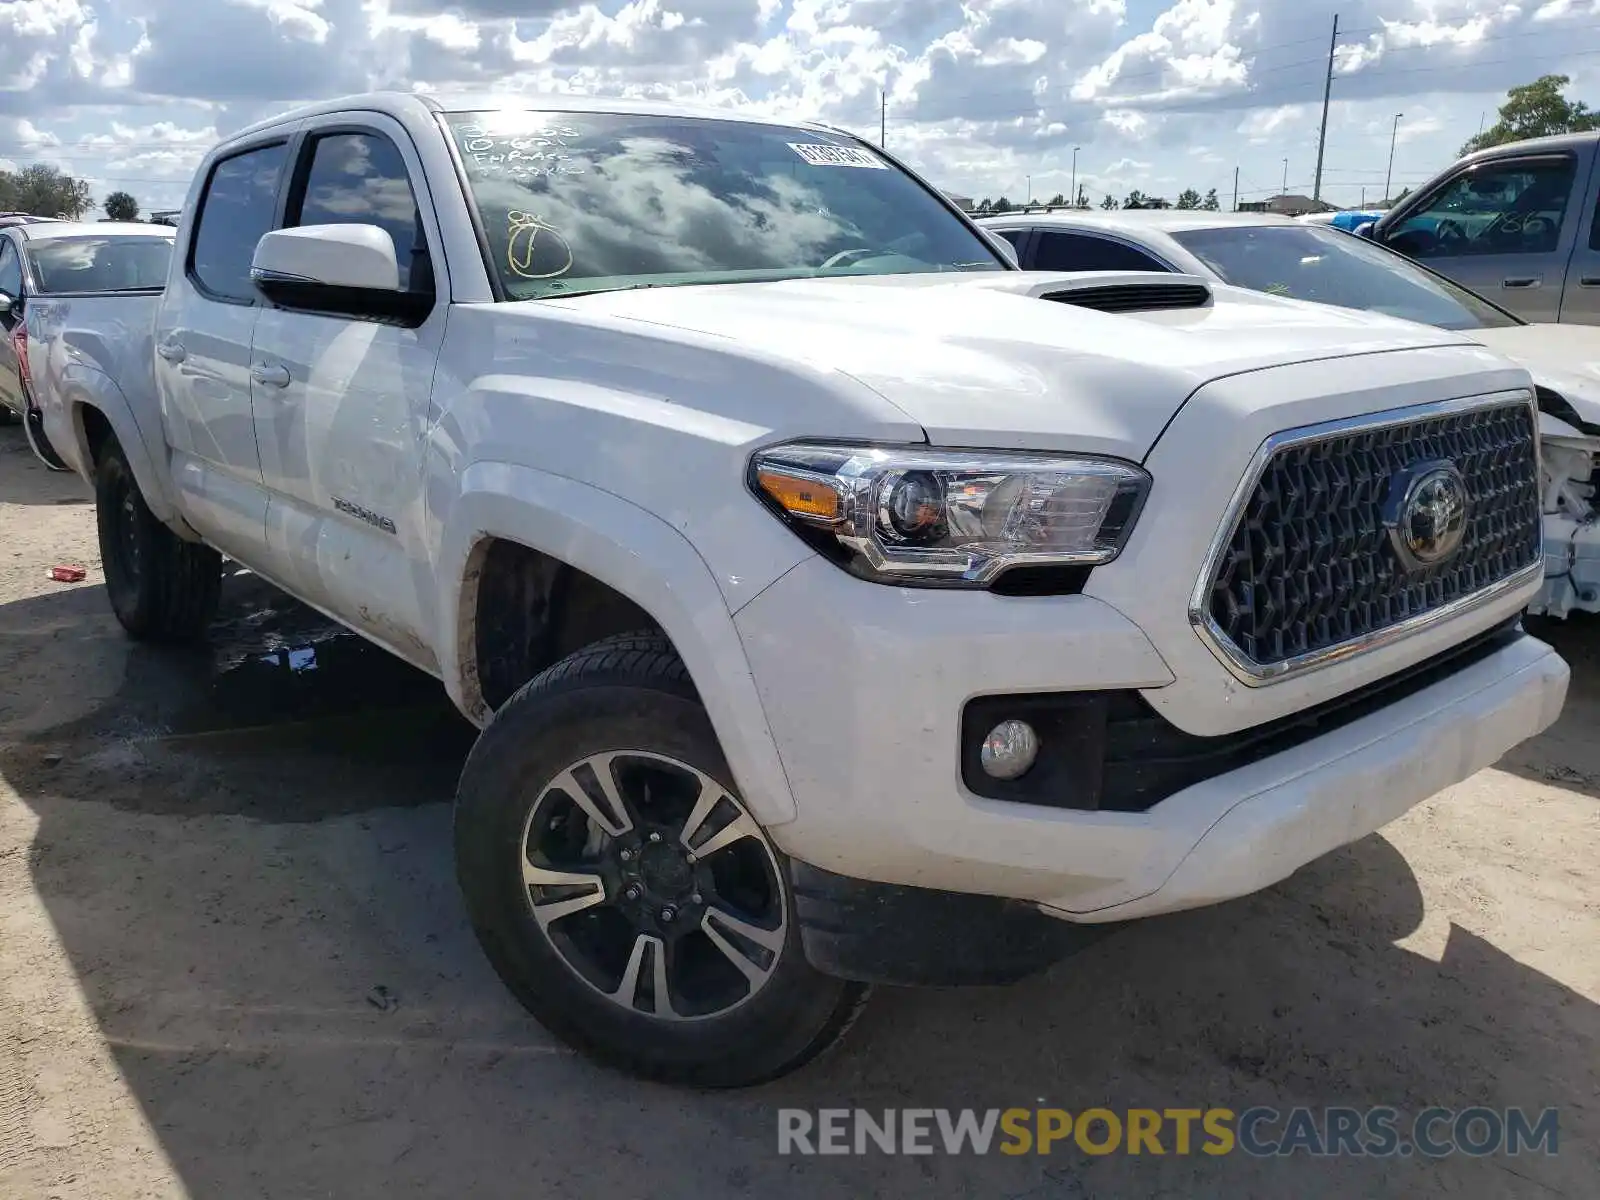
[
  {"left": 153, "top": 138, "right": 290, "bottom": 559},
  {"left": 1557, "top": 156, "right": 1600, "bottom": 325},
  {"left": 254, "top": 311, "right": 441, "bottom": 666},
  {"left": 1380, "top": 155, "right": 1580, "bottom": 323},
  {"left": 252, "top": 122, "right": 445, "bottom": 663}
]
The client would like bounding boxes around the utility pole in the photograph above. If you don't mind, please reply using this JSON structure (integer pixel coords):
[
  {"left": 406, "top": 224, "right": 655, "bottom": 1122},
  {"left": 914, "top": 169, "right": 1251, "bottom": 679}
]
[
  {"left": 1360, "top": 185, "right": 1366, "bottom": 207},
  {"left": 1282, "top": 157, "right": 1288, "bottom": 195},
  {"left": 1026, "top": 174, "right": 1032, "bottom": 204},
  {"left": 1312, "top": 13, "right": 1339, "bottom": 203},
  {"left": 1232, "top": 165, "right": 1239, "bottom": 212},
  {"left": 1384, "top": 112, "right": 1403, "bottom": 205},
  {"left": 1070, "top": 146, "right": 1079, "bottom": 208},
  {"left": 880, "top": 90, "right": 886, "bottom": 147}
]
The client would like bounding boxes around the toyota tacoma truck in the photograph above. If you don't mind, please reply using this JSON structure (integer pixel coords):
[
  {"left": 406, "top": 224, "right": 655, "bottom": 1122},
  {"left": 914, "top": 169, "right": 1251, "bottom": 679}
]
[{"left": 36, "top": 91, "right": 1569, "bottom": 1087}]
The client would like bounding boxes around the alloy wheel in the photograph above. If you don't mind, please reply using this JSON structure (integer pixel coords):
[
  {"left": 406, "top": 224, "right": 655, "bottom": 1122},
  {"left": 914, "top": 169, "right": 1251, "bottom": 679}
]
[{"left": 518, "top": 750, "right": 786, "bottom": 1021}]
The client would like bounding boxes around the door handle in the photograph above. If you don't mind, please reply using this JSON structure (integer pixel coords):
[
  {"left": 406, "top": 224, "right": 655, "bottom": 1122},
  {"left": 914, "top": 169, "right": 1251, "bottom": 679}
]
[
  {"left": 251, "top": 361, "right": 290, "bottom": 388},
  {"left": 155, "top": 338, "right": 186, "bottom": 363},
  {"left": 1501, "top": 276, "right": 1542, "bottom": 289},
  {"left": 1580, "top": 276, "right": 1600, "bottom": 288}
]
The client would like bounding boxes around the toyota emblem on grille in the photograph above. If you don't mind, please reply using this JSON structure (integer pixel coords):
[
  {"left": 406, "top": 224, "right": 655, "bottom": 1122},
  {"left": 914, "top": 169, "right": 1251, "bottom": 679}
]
[{"left": 1381, "top": 460, "right": 1470, "bottom": 572}]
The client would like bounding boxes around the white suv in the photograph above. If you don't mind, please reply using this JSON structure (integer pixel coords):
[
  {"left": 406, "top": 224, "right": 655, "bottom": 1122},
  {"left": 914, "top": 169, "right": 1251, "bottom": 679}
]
[{"left": 33, "top": 92, "right": 1569, "bottom": 1087}]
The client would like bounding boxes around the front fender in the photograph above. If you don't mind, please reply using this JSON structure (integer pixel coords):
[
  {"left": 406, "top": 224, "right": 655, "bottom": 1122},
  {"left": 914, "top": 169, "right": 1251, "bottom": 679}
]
[
  {"left": 436, "top": 461, "right": 800, "bottom": 826},
  {"left": 60, "top": 365, "right": 194, "bottom": 535}
]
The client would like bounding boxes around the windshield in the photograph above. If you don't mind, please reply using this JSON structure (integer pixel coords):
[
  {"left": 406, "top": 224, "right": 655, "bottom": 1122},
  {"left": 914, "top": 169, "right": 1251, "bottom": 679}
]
[
  {"left": 28, "top": 236, "right": 173, "bottom": 294},
  {"left": 1169, "top": 224, "right": 1520, "bottom": 330},
  {"left": 444, "top": 110, "right": 1005, "bottom": 299}
]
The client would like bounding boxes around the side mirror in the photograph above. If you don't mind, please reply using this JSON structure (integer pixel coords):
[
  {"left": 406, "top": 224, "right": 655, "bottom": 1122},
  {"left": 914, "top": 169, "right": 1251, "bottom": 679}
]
[
  {"left": 251, "top": 224, "right": 429, "bottom": 323},
  {"left": 0, "top": 292, "right": 12, "bottom": 316},
  {"left": 986, "top": 233, "right": 1020, "bottom": 267},
  {"left": 1353, "top": 221, "right": 1376, "bottom": 240}
]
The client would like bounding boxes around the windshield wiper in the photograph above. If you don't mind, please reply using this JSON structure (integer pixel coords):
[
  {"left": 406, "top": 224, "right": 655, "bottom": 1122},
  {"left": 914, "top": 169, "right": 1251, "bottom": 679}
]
[{"left": 535, "top": 282, "right": 663, "bottom": 301}]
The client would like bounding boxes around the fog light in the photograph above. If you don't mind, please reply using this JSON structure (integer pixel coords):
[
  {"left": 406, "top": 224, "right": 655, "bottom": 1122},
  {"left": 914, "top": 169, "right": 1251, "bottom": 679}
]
[{"left": 980, "top": 719, "right": 1039, "bottom": 780}]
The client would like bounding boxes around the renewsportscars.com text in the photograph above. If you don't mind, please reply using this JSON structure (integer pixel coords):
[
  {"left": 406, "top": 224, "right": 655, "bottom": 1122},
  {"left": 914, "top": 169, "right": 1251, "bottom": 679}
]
[{"left": 777, "top": 1106, "right": 1559, "bottom": 1158}]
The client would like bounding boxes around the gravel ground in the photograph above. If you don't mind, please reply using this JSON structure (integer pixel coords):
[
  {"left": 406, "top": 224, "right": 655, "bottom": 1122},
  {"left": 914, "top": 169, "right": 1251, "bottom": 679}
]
[{"left": 0, "top": 425, "right": 1595, "bottom": 1200}]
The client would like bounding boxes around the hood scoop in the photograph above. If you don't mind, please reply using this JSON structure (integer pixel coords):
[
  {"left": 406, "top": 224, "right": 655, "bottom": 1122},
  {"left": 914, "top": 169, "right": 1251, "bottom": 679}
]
[{"left": 1034, "top": 272, "right": 1214, "bottom": 314}]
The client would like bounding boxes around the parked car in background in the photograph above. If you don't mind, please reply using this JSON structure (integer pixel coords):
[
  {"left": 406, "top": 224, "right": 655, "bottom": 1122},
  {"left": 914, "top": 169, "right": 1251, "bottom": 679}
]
[
  {"left": 0, "top": 220, "right": 174, "bottom": 468},
  {"left": 0, "top": 213, "right": 64, "bottom": 229},
  {"left": 1357, "top": 131, "right": 1600, "bottom": 325},
  {"left": 980, "top": 208, "right": 1600, "bottom": 618},
  {"left": 1299, "top": 209, "right": 1388, "bottom": 232}
]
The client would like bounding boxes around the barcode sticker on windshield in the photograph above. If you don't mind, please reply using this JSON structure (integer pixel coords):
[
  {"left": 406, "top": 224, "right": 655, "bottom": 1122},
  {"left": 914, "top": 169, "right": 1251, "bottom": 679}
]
[{"left": 788, "top": 143, "right": 889, "bottom": 169}]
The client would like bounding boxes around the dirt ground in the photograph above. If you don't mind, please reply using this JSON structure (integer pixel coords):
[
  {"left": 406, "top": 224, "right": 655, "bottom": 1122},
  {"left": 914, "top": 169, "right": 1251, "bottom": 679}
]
[{"left": 0, "top": 425, "right": 1595, "bottom": 1200}]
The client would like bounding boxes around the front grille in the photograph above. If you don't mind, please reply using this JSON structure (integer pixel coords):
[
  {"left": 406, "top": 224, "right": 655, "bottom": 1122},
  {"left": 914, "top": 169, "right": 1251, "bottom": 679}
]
[
  {"left": 1042, "top": 283, "right": 1211, "bottom": 313},
  {"left": 1204, "top": 398, "right": 1540, "bottom": 673}
]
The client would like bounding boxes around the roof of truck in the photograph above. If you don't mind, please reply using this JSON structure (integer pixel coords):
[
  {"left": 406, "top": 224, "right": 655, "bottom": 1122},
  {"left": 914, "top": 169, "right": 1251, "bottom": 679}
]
[
  {"left": 230, "top": 90, "right": 834, "bottom": 142},
  {"left": 1462, "top": 130, "right": 1600, "bottom": 158}
]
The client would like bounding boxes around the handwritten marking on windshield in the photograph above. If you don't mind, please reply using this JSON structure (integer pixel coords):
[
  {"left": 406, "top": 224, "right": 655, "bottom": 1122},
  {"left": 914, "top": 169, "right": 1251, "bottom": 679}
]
[
  {"left": 457, "top": 122, "right": 588, "bottom": 181},
  {"left": 506, "top": 211, "right": 574, "bottom": 280}
]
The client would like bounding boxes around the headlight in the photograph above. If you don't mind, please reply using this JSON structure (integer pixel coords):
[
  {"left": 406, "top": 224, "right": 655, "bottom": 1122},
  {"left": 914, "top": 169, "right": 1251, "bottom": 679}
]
[{"left": 750, "top": 442, "right": 1150, "bottom": 586}]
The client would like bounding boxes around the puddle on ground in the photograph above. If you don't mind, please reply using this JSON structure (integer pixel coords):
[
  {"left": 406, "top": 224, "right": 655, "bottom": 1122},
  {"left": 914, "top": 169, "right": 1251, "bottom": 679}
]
[
  {"left": 107, "top": 569, "right": 478, "bottom": 764},
  {"left": 3, "top": 568, "right": 479, "bottom": 818},
  {"left": 160, "top": 632, "right": 469, "bottom": 750}
]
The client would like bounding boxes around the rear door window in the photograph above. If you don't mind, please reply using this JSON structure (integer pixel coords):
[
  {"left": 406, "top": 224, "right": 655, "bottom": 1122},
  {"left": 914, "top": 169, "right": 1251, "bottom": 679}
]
[{"left": 189, "top": 142, "right": 290, "bottom": 302}]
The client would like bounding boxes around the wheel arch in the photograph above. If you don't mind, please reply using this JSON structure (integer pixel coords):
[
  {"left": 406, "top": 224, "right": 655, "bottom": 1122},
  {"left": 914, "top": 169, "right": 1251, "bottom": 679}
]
[
  {"left": 61, "top": 365, "right": 196, "bottom": 536},
  {"left": 437, "top": 461, "right": 799, "bottom": 826}
]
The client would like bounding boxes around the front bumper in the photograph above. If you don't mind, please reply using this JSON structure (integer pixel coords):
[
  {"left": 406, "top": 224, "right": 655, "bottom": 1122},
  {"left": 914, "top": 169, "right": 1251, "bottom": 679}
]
[{"left": 735, "top": 556, "right": 1567, "bottom": 922}]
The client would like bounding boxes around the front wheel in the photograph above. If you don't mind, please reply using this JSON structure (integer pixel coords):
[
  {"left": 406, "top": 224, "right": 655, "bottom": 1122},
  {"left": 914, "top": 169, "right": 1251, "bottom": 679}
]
[
  {"left": 454, "top": 632, "right": 868, "bottom": 1086},
  {"left": 94, "top": 433, "right": 222, "bottom": 642}
]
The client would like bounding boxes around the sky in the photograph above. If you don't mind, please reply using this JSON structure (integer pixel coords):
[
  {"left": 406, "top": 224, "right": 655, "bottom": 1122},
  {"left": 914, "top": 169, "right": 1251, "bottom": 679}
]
[{"left": 1, "top": 0, "right": 1598, "bottom": 215}]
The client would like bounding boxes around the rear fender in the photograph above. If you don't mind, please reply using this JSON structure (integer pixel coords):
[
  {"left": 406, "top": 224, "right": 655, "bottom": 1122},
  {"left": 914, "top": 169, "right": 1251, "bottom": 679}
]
[{"left": 62, "top": 365, "right": 196, "bottom": 537}]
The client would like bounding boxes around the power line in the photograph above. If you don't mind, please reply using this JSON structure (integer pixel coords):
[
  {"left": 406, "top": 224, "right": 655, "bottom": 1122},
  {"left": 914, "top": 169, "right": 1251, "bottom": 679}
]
[
  {"left": 881, "top": 19, "right": 1600, "bottom": 117},
  {"left": 884, "top": 23, "right": 1600, "bottom": 127}
]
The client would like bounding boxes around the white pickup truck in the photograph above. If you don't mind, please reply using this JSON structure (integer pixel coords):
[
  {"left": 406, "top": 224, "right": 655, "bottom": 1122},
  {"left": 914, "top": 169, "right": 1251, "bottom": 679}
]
[{"left": 31, "top": 91, "right": 1569, "bottom": 1087}]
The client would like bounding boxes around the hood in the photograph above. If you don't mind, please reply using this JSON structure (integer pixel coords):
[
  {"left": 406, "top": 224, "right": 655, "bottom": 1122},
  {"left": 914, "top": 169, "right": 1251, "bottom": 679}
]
[
  {"left": 1470, "top": 323, "right": 1600, "bottom": 430},
  {"left": 556, "top": 272, "right": 1477, "bottom": 458}
]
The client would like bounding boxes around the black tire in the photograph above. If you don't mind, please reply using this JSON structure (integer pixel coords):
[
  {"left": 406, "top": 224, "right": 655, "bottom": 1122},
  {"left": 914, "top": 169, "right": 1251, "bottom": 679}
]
[
  {"left": 455, "top": 631, "right": 869, "bottom": 1087},
  {"left": 94, "top": 432, "right": 222, "bottom": 642}
]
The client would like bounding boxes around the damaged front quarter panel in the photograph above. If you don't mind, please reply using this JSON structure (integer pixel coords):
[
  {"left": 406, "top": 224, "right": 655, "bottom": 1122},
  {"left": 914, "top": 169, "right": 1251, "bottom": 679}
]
[{"left": 1532, "top": 405, "right": 1600, "bottom": 619}]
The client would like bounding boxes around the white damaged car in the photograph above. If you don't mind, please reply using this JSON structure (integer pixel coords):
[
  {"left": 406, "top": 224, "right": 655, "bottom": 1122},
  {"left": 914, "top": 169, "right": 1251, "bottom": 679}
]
[{"left": 28, "top": 94, "right": 1570, "bottom": 1085}]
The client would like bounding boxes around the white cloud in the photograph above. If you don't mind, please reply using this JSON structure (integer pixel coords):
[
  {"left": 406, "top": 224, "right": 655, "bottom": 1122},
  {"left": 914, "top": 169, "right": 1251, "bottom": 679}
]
[{"left": 0, "top": 0, "right": 1597, "bottom": 214}]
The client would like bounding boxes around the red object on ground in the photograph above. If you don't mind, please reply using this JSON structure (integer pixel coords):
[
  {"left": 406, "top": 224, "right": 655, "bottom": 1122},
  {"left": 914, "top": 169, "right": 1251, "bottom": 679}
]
[{"left": 48, "top": 565, "right": 87, "bottom": 583}]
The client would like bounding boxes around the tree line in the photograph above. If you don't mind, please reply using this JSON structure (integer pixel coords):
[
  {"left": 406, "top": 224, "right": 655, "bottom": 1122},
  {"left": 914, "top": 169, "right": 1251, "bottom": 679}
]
[
  {"left": 974, "top": 187, "right": 1221, "bottom": 215},
  {"left": 0, "top": 162, "right": 142, "bottom": 221}
]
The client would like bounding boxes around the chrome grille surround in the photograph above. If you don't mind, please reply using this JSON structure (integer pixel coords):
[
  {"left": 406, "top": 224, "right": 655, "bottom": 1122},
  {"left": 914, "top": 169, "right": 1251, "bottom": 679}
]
[{"left": 1189, "top": 390, "right": 1543, "bottom": 686}]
